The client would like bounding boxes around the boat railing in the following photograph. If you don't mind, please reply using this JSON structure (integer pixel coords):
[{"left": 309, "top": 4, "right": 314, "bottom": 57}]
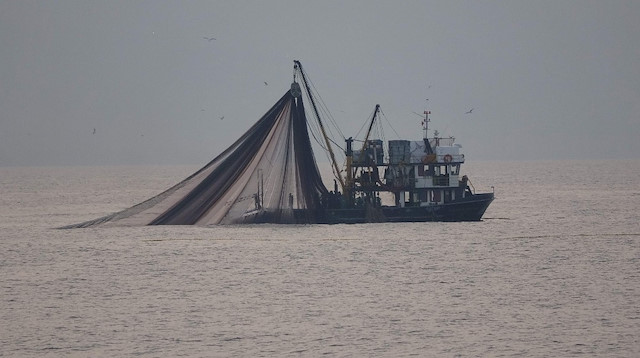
[
  {"left": 430, "top": 137, "right": 456, "bottom": 147},
  {"left": 435, "top": 154, "right": 465, "bottom": 163}
]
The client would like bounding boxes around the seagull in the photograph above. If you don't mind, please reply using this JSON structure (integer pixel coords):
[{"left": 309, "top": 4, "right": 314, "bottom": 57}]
[
  {"left": 465, "top": 108, "right": 474, "bottom": 114},
  {"left": 203, "top": 36, "right": 216, "bottom": 41}
]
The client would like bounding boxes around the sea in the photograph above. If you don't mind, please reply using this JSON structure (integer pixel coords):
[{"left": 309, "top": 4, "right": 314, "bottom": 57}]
[{"left": 1, "top": 160, "right": 639, "bottom": 357}]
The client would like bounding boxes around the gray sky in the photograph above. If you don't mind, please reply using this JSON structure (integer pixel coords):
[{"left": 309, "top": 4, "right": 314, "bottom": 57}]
[{"left": 1, "top": 1, "right": 639, "bottom": 166}]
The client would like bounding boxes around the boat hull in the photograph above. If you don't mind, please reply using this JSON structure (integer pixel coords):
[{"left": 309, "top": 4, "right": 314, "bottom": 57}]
[
  {"left": 236, "top": 193, "right": 494, "bottom": 224},
  {"left": 324, "top": 193, "right": 494, "bottom": 224}
]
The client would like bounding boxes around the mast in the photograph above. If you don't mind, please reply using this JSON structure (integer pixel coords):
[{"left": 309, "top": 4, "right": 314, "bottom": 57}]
[
  {"left": 422, "top": 110, "right": 430, "bottom": 139},
  {"left": 293, "top": 60, "right": 346, "bottom": 192},
  {"left": 349, "top": 104, "right": 380, "bottom": 192},
  {"left": 422, "top": 110, "right": 434, "bottom": 155},
  {"left": 360, "top": 104, "right": 380, "bottom": 154}
]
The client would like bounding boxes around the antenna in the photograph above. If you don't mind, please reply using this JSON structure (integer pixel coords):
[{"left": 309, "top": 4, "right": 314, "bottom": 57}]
[{"left": 422, "top": 110, "right": 431, "bottom": 139}]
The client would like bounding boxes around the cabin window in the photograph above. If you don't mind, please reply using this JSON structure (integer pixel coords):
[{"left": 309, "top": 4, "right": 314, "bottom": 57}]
[
  {"left": 426, "top": 165, "right": 434, "bottom": 176},
  {"left": 432, "top": 190, "right": 441, "bottom": 203},
  {"left": 417, "top": 165, "right": 434, "bottom": 177},
  {"left": 450, "top": 164, "right": 460, "bottom": 175}
]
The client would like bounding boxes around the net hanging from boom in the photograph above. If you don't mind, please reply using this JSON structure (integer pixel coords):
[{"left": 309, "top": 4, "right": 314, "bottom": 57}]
[{"left": 62, "top": 87, "right": 328, "bottom": 228}]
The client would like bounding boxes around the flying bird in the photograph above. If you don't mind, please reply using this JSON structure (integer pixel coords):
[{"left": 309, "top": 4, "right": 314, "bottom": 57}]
[
  {"left": 264, "top": 81, "right": 268, "bottom": 86},
  {"left": 92, "top": 128, "right": 96, "bottom": 134},
  {"left": 203, "top": 36, "right": 216, "bottom": 41},
  {"left": 465, "top": 108, "right": 474, "bottom": 114},
  {"left": 219, "top": 116, "right": 224, "bottom": 120}
]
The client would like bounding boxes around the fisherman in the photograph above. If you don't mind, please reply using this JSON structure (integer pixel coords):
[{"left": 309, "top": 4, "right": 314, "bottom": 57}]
[{"left": 254, "top": 193, "right": 261, "bottom": 210}]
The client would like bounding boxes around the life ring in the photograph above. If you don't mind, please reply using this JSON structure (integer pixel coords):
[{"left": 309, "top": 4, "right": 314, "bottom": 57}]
[{"left": 443, "top": 154, "right": 453, "bottom": 163}]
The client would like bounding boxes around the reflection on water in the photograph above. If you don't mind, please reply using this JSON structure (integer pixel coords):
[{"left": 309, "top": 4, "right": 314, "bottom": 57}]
[{"left": 1, "top": 161, "right": 639, "bottom": 357}]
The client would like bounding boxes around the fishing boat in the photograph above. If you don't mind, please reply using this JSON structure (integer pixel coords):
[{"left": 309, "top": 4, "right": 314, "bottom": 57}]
[
  {"left": 62, "top": 61, "right": 492, "bottom": 228},
  {"left": 320, "top": 109, "right": 493, "bottom": 223}
]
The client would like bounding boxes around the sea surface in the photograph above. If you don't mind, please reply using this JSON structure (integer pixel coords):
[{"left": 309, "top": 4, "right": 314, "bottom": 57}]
[{"left": 1, "top": 160, "right": 639, "bottom": 357}]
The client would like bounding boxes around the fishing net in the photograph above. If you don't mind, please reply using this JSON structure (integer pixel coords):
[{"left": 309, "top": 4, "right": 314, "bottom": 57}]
[{"left": 62, "top": 89, "right": 328, "bottom": 228}]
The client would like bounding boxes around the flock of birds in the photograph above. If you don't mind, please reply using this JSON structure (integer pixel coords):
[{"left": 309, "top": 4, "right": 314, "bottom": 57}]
[
  {"left": 201, "top": 37, "right": 476, "bottom": 122},
  {"left": 202, "top": 35, "right": 269, "bottom": 122},
  {"left": 91, "top": 38, "right": 473, "bottom": 135},
  {"left": 424, "top": 86, "right": 474, "bottom": 116}
]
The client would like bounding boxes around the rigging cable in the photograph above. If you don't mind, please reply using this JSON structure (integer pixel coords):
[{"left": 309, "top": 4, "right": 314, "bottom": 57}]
[
  {"left": 302, "top": 68, "right": 345, "bottom": 141},
  {"left": 305, "top": 66, "right": 346, "bottom": 140},
  {"left": 295, "top": 63, "right": 345, "bottom": 184},
  {"left": 379, "top": 108, "right": 401, "bottom": 139}
]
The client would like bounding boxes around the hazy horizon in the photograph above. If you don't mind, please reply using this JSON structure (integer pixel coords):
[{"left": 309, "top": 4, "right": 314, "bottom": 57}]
[{"left": 2, "top": 1, "right": 639, "bottom": 167}]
